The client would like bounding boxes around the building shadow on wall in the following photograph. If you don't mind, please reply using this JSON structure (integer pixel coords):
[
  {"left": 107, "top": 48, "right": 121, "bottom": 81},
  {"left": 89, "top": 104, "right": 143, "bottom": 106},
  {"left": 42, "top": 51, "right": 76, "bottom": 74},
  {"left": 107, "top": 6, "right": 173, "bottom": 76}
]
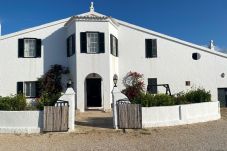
[
  {"left": 42, "top": 27, "right": 68, "bottom": 73},
  {"left": 42, "top": 27, "right": 69, "bottom": 91}
]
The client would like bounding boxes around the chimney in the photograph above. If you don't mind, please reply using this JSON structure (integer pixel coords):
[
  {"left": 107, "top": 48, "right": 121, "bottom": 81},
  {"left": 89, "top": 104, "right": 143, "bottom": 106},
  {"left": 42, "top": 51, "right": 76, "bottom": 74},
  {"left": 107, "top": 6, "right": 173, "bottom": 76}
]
[{"left": 208, "top": 40, "right": 215, "bottom": 50}]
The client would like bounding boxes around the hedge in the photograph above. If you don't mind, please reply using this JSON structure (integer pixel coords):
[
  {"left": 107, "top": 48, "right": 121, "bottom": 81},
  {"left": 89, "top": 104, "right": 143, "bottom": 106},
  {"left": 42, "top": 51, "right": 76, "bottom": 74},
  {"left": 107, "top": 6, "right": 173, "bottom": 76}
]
[{"left": 132, "top": 88, "right": 211, "bottom": 107}]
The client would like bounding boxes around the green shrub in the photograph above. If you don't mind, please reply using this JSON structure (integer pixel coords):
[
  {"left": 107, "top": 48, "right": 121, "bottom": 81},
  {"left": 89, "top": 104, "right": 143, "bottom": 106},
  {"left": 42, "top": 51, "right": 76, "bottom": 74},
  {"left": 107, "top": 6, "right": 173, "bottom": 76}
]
[
  {"left": 132, "top": 88, "right": 211, "bottom": 107},
  {"left": 132, "top": 93, "right": 154, "bottom": 107},
  {"left": 185, "top": 88, "right": 211, "bottom": 103},
  {"left": 0, "top": 94, "right": 27, "bottom": 111},
  {"left": 35, "top": 92, "right": 61, "bottom": 110},
  {"left": 34, "top": 64, "right": 67, "bottom": 110},
  {"left": 132, "top": 93, "right": 175, "bottom": 107},
  {"left": 173, "top": 92, "right": 189, "bottom": 105},
  {"left": 154, "top": 94, "right": 175, "bottom": 106},
  {"left": 0, "top": 97, "right": 11, "bottom": 110}
]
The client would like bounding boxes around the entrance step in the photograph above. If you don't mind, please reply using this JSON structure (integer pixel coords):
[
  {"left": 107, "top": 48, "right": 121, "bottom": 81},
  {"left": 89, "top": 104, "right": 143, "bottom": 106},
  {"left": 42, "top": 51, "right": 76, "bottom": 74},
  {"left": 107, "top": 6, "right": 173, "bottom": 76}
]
[{"left": 75, "top": 111, "right": 113, "bottom": 130}]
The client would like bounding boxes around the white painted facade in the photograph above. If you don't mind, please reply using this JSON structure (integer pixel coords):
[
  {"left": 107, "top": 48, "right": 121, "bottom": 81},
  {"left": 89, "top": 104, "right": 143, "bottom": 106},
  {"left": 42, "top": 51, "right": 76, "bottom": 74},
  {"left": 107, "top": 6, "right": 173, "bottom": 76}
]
[{"left": 0, "top": 4, "right": 227, "bottom": 112}]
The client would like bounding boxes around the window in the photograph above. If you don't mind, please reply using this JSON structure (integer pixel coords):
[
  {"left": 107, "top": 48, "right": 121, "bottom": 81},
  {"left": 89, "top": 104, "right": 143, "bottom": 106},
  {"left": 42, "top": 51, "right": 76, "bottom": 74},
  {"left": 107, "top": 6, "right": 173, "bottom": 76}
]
[
  {"left": 24, "top": 39, "right": 36, "bottom": 57},
  {"left": 24, "top": 82, "right": 36, "bottom": 97},
  {"left": 185, "top": 81, "right": 191, "bottom": 86},
  {"left": 87, "top": 33, "right": 99, "bottom": 53},
  {"left": 110, "top": 34, "right": 118, "bottom": 57},
  {"left": 192, "top": 53, "right": 201, "bottom": 60},
  {"left": 145, "top": 39, "right": 157, "bottom": 58},
  {"left": 80, "top": 32, "right": 105, "bottom": 53},
  {"left": 147, "top": 78, "right": 157, "bottom": 94},
  {"left": 18, "top": 38, "right": 42, "bottom": 58},
  {"left": 17, "top": 81, "right": 40, "bottom": 98},
  {"left": 67, "top": 34, "right": 75, "bottom": 57}
]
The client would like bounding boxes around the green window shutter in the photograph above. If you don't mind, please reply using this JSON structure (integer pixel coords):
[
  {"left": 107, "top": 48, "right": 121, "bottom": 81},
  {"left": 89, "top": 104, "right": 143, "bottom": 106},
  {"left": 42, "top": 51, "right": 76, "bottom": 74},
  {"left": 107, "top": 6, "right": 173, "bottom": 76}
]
[
  {"left": 18, "top": 39, "right": 24, "bottom": 58},
  {"left": 36, "top": 39, "right": 42, "bottom": 58},
  {"left": 110, "top": 34, "right": 113, "bottom": 55},
  {"left": 145, "top": 39, "right": 157, "bottom": 58},
  {"left": 147, "top": 78, "right": 157, "bottom": 94},
  {"left": 152, "top": 39, "right": 157, "bottom": 57},
  {"left": 80, "top": 32, "right": 87, "bottom": 53},
  {"left": 72, "top": 34, "right": 75, "bottom": 55},
  {"left": 99, "top": 33, "right": 105, "bottom": 53},
  {"left": 116, "top": 38, "right": 118, "bottom": 57},
  {"left": 35, "top": 81, "right": 41, "bottom": 98},
  {"left": 67, "top": 37, "right": 70, "bottom": 57},
  {"left": 145, "top": 39, "right": 152, "bottom": 58},
  {"left": 17, "top": 82, "right": 23, "bottom": 94}
]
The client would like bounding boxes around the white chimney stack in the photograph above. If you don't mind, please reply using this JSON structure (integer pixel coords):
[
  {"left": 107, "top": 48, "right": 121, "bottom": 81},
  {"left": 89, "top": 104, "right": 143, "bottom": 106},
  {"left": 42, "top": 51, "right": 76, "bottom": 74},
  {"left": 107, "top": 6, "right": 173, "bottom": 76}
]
[{"left": 208, "top": 40, "right": 215, "bottom": 50}]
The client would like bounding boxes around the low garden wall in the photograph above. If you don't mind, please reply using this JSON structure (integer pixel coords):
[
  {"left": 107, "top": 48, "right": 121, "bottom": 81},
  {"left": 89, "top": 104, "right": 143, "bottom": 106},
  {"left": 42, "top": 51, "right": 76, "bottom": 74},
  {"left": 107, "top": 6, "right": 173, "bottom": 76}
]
[
  {"left": 0, "top": 87, "right": 75, "bottom": 134},
  {"left": 0, "top": 111, "right": 43, "bottom": 133},
  {"left": 142, "top": 101, "right": 220, "bottom": 128}
]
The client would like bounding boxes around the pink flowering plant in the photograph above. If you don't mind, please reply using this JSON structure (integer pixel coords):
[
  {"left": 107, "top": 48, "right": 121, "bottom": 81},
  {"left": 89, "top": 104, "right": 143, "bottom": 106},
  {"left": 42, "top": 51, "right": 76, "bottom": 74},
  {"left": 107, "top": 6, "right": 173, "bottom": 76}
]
[{"left": 122, "top": 71, "right": 145, "bottom": 101}]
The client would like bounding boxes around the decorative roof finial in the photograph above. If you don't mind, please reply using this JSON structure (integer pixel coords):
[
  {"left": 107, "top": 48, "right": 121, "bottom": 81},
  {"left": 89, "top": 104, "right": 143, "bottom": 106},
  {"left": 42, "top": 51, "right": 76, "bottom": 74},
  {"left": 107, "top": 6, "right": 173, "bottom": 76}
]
[
  {"left": 209, "top": 40, "right": 215, "bottom": 50},
  {"left": 90, "top": 2, "right": 95, "bottom": 12}
]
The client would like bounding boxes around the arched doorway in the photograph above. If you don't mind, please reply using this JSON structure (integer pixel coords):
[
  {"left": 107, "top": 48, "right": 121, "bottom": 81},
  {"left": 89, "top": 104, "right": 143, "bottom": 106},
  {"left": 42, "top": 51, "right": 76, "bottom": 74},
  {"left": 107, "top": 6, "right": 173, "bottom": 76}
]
[{"left": 85, "top": 73, "right": 102, "bottom": 108}]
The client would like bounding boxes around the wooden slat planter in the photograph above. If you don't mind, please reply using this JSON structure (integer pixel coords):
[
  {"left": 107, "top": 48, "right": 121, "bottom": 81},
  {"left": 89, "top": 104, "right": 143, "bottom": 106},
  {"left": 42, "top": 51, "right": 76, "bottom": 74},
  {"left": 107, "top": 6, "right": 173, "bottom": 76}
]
[
  {"left": 117, "top": 104, "right": 142, "bottom": 129},
  {"left": 43, "top": 106, "right": 69, "bottom": 132}
]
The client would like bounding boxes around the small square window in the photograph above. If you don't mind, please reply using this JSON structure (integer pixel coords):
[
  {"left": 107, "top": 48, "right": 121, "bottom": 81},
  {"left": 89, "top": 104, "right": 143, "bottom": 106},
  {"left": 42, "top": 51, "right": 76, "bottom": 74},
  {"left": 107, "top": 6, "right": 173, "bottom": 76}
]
[{"left": 185, "top": 81, "right": 190, "bottom": 86}]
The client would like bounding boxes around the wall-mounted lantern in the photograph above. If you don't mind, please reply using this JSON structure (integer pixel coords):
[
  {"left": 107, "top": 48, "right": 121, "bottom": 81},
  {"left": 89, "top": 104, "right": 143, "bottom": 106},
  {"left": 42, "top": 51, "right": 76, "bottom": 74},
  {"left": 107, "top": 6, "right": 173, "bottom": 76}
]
[{"left": 67, "top": 79, "right": 72, "bottom": 88}]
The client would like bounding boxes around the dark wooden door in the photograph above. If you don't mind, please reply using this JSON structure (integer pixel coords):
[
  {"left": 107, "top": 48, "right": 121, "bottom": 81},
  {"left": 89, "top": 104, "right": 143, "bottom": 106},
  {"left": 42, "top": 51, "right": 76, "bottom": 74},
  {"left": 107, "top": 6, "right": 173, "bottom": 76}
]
[
  {"left": 218, "top": 88, "right": 227, "bottom": 107},
  {"left": 86, "top": 78, "right": 102, "bottom": 107}
]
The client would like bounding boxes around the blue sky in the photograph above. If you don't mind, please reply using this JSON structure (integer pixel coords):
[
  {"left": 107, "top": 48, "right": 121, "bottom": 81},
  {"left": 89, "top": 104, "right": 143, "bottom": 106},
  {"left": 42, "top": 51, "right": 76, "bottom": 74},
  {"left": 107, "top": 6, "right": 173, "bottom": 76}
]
[{"left": 0, "top": 0, "right": 226, "bottom": 51}]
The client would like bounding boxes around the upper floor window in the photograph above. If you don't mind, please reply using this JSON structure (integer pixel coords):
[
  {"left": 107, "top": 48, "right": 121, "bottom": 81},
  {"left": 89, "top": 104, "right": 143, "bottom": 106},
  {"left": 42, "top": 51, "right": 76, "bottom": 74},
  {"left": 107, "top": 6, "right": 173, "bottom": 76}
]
[
  {"left": 67, "top": 34, "right": 75, "bottom": 57},
  {"left": 87, "top": 33, "right": 99, "bottom": 53},
  {"left": 80, "top": 32, "right": 105, "bottom": 54},
  {"left": 145, "top": 39, "right": 157, "bottom": 58},
  {"left": 18, "top": 38, "right": 42, "bottom": 58},
  {"left": 24, "top": 39, "right": 36, "bottom": 57},
  {"left": 110, "top": 34, "right": 118, "bottom": 57}
]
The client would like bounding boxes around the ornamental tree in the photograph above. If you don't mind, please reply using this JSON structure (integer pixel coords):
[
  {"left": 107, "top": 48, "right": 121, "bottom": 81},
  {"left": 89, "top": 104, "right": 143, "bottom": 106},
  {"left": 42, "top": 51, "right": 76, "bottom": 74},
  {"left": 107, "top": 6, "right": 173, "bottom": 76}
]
[{"left": 122, "top": 71, "right": 145, "bottom": 101}]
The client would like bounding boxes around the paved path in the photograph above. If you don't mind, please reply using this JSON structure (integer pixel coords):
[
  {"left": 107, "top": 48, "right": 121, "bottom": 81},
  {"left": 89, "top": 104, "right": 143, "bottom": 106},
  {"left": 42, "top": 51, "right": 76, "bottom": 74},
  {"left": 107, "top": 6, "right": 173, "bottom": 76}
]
[{"left": 0, "top": 109, "right": 227, "bottom": 151}]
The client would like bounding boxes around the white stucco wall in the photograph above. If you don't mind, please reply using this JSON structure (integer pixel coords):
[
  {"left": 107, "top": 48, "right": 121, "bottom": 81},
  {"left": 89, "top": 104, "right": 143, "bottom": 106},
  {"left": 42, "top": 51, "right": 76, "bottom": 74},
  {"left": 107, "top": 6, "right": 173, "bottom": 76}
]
[
  {"left": 0, "top": 111, "right": 43, "bottom": 133},
  {"left": 66, "top": 21, "right": 77, "bottom": 107},
  {"left": 74, "top": 21, "right": 118, "bottom": 112},
  {"left": 117, "top": 22, "right": 227, "bottom": 101},
  {"left": 0, "top": 18, "right": 69, "bottom": 97},
  {"left": 142, "top": 101, "right": 220, "bottom": 128}
]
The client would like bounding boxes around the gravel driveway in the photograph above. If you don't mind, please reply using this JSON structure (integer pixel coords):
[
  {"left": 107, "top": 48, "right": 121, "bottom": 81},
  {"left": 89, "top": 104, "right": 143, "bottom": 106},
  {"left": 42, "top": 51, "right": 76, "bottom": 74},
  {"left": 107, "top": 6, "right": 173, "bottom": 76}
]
[{"left": 0, "top": 109, "right": 227, "bottom": 151}]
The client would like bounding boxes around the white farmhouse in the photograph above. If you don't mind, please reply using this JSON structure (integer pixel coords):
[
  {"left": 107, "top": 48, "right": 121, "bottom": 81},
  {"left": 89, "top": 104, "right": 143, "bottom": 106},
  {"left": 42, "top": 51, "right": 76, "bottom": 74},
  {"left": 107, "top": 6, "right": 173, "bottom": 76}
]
[{"left": 0, "top": 3, "right": 227, "bottom": 112}]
